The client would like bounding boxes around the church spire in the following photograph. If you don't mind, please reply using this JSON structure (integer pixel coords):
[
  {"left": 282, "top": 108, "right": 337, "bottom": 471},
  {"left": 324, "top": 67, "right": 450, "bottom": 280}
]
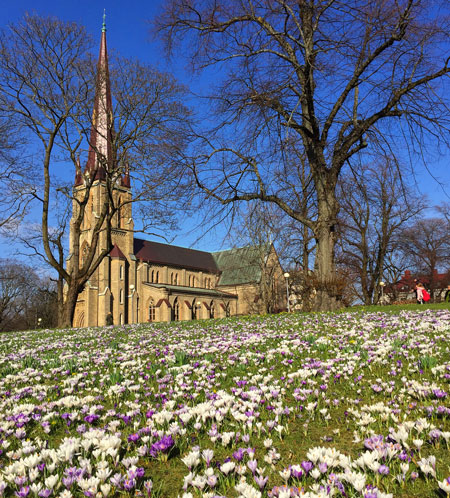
[{"left": 84, "top": 12, "right": 114, "bottom": 181}]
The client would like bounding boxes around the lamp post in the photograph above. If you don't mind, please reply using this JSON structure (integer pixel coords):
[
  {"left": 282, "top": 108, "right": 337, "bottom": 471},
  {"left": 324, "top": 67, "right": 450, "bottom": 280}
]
[
  {"left": 379, "top": 281, "right": 385, "bottom": 304},
  {"left": 283, "top": 272, "right": 290, "bottom": 312}
]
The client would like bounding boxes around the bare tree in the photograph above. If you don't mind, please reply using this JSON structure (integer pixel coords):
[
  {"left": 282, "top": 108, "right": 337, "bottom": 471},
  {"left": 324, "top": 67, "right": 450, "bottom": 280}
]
[
  {"left": 436, "top": 202, "right": 450, "bottom": 225},
  {"left": 0, "top": 260, "right": 28, "bottom": 331},
  {"left": 337, "top": 159, "right": 422, "bottom": 304},
  {"left": 156, "top": 0, "right": 450, "bottom": 310},
  {"left": 0, "top": 259, "right": 56, "bottom": 331},
  {"left": 398, "top": 217, "right": 450, "bottom": 298},
  {"left": 0, "top": 15, "right": 190, "bottom": 327},
  {"left": 227, "top": 202, "right": 287, "bottom": 313}
]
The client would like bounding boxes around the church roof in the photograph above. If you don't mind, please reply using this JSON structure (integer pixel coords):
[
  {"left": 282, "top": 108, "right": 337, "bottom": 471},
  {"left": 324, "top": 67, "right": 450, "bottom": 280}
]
[
  {"left": 212, "top": 245, "right": 271, "bottom": 286},
  {"left": 134, "top": 238, "right": 220, "bottom": 273}
]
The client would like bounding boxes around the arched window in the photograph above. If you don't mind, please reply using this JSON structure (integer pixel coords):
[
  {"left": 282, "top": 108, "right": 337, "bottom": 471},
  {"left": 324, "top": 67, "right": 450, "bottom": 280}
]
[
  {"left": 156, "top": 271, "right": 159, "bottom": 283},
  {"left": 188, "top": 275, "right": 191, "bottom": 287},
  {"left": 210, "top": 301, "right": 215, "bottom": 319},
  {"left": 120, "top": 313, "right": 123, "bottom": 325},
  {"left": 120, "top": 265, "right": 124, "bottom": 280},
  {"left": 192, "top": 299, "right": 200, "bottom": 320},
  {"left": 120, "top": 289, "right": 124, "bottom": 304},
  {"left": 171, "top": 298, "right": 179, "bottom": 321},
  {"left": 225, "top": 302, "right": 231, "bottom": 317},
  {"left": 80, "top": 241, "right": 89, "bottom": 267},
  {"left": 170, "top": 272, "right": 174, "bottom": 285},
  {"left": 192, "top": 276, "right": 196, "bottom": 288},
  {"left": 151, "top": 270, "right": 155, "bottom": 283},
  {"left": 148, "top": 300, "right": 156, "bottom": 322},
  {"left": 174, "top": 273, "right": 178, "bottom": 285}
]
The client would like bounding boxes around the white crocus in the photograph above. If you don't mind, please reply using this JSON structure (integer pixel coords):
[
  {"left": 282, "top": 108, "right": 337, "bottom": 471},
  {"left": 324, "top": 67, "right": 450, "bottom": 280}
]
[
  {"left": 438, "top": 478, "right": 450, "bottom": 494},
  {"left": 220, "top": 461, "right": 236, "bottom": 475},
  {"left": 100, "top": 483, "right": 111, "bottom": 497},
  {"left": 181, "top": 451, "right": 200, "bottom": 469},
  {"left": 45, "top": 474, "right": 59, "bottom": 489}
]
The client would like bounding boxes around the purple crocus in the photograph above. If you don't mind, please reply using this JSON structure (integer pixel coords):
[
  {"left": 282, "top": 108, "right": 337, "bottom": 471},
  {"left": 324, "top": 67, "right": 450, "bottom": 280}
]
[
  {"left": 14, "top": 476, "right": 27, "bottom": 486},
  {"left": 62, "top": 476, "right": 75, "bottom": 489},
  {"left": 378, "top": 465, "right": 390, "bottom": 475},
  {"left": 301, "top": 461, "right": 313, "bottom": 473},
  {"left": 247, "top": 460, "right": 257, "bottom": 474},
  {"left": 83, "top": 414, "right": 99, "bottom": 424},
  {"left": 233, "top": 448, "right": 245, "bottom": 462},
  {"left": 110, "top": 473, "right": 123, "bottom": 488},
  {"left": 254, "top": 474, "right": 268, "bottom": 490},
  {"left": 143, "top": 480, "right": 153, "bottom": 497},
  {"left": 149, "top": 434, "right": 174, "bottom": 458},
  {"left": 123, "top": 478, "right": 136, "bottom": 491},
  {"left": 127, "top": 433, "right": 140, "bottom": 443},
  {"left": 15, "top": 487, "right": 30, "bottom": 498},
  {"left": 290, "top": 466, "right": 303, "bottom": 479}
]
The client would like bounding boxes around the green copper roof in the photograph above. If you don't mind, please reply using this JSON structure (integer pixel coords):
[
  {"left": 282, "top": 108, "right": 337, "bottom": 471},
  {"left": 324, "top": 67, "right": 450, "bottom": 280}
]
[{"left": 212, "top": 245, "right": 271, "bottom": 286}]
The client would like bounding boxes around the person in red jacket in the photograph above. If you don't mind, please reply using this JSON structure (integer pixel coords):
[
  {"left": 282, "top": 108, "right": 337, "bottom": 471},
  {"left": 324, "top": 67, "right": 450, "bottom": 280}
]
[{"left": 416, "top": 283, "right": 425, "bottom": 304}]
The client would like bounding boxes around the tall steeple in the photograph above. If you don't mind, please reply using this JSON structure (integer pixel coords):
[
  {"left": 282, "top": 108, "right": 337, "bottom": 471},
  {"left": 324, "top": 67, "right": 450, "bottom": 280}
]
[{"left": 84, "top": 11, "right": 113, "bottom": 182}]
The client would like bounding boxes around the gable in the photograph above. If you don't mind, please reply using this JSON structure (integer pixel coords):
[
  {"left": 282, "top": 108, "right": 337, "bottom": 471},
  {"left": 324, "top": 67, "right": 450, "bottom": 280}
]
[{"left": 213, "top": 245, "right": 272, "bottom": 286}]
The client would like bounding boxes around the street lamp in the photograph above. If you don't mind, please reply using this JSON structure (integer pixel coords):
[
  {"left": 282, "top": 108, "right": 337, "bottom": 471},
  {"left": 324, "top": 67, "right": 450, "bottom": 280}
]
[
  {"left": 379, "top": 281, "right": 385, "bottom": 304},
  {"left": 283, "top": 272, "right": 290, "bottom": 312}
]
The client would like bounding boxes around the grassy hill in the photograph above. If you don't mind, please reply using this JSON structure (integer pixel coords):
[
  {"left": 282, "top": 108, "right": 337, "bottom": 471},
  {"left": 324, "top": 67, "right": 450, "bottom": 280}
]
[{"left": 0, "top": 307, "right": 449, "bottom": 497}]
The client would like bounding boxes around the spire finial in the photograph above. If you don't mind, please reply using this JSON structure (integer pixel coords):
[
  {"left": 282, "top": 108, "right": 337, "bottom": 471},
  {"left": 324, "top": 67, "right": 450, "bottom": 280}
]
[{"left": 102, "top": 9, "right": 106, "bottom": 32}]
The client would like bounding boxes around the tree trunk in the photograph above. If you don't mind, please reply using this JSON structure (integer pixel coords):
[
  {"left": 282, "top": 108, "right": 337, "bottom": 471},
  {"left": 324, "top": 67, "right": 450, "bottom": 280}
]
[
  {"left": 313, "top": 183, "right": 340, "bottom": 311},
  {"left": 314, "top": 223, "right": 340, "bottom": 310},
  {"left": 58, "top": 282, "right": 79, "bottom": 328}
]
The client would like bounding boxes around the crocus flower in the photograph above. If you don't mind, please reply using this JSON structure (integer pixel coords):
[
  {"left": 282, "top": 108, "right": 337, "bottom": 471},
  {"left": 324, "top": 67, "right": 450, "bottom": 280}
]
[{"left": 254, "top": 474, "right": 268, "bottom": 491}]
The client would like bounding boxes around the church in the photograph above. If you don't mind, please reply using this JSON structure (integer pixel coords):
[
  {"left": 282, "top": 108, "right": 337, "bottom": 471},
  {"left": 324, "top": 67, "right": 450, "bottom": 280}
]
[{"left": 69, "top": 21, "right": 285, "bottom": 328}]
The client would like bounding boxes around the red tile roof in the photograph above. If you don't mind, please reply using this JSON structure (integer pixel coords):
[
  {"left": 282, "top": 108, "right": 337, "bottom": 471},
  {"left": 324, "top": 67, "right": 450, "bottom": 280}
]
[{"left": 134, "top": 238, "right": 220, "bottom": 273}]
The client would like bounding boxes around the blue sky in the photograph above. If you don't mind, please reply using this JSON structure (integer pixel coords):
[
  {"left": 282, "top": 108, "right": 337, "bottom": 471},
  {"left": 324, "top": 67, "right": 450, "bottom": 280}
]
[
  {"left": 0, "top": 1, "right": 449, "bottom": 260},
  {"left": 0, "top": 0, "right": 226, "bottom": 255}
]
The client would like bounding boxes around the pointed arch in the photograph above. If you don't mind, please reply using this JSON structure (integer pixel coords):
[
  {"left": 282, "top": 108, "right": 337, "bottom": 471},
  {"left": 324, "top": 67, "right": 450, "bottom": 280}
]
[
  {"left": 80, "top": 241, "right": 90, "bottom": 267},
  {"left": 171, "top": 297, "right": 179, "bottom": 321},
  {"left": 75, "top": 311, "right": 85, "bottom": 328}
]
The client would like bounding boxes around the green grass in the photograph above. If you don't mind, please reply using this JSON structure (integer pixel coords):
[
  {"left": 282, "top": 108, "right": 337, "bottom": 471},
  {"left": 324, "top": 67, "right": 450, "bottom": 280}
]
[{"left": 0, "top": 308, "right": 449, "bottom": 497}]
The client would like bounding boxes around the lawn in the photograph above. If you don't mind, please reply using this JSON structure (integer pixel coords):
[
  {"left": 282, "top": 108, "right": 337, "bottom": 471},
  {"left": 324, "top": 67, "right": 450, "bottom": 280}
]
[{"left": 0, "top": 306, "right": 449, "bottom": 497}]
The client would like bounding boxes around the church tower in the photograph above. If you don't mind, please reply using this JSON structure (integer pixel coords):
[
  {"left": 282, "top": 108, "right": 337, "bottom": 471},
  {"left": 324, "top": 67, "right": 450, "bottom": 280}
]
[{"left": 70, "top": 15, "right": 134, "bottom": 327}]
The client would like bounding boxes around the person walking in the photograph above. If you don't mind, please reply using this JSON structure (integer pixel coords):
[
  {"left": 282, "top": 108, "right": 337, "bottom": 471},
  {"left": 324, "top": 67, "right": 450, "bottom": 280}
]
[
  {"left": 444, "top": 285, "right": 450, "bottom": 303},
  {"left": 416, "top": 283, "right": 425, "bottom": 304}
]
